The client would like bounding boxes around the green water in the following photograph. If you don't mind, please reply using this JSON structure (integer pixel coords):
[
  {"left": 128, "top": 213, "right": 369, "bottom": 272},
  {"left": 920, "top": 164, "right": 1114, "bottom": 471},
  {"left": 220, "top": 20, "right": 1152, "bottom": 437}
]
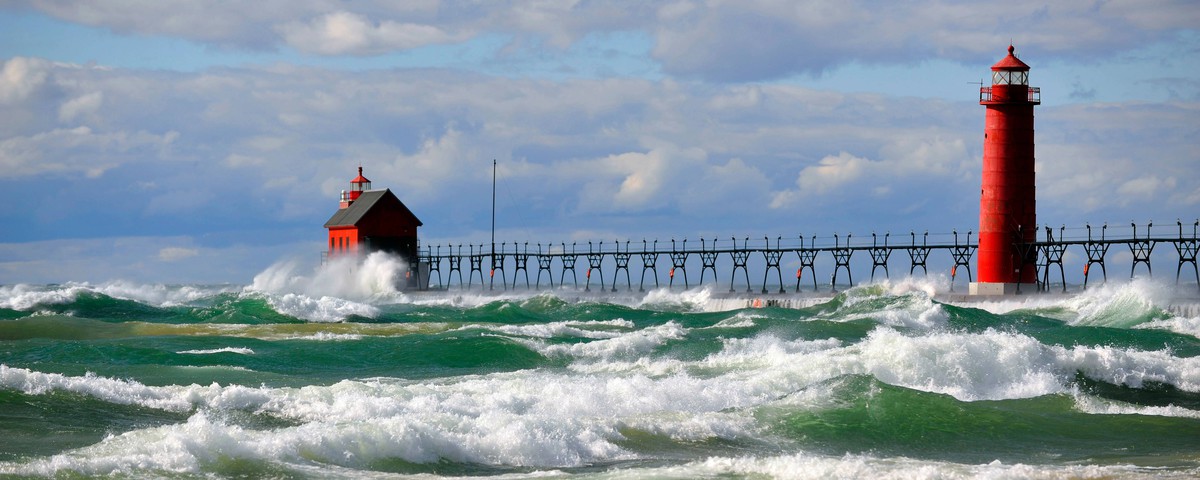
[{"left": 1, "top": 281, "right": 1198, "bottom": 478}]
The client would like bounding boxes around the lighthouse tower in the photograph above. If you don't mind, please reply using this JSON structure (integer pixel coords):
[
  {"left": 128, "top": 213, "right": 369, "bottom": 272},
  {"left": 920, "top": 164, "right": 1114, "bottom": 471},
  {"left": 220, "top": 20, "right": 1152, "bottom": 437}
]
[{"left": 971, "top": 45, "right": 1041, "bottom": 295}]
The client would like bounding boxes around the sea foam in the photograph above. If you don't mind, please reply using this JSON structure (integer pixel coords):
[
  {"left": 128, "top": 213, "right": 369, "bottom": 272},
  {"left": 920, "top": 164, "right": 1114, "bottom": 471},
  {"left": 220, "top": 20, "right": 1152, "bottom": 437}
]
[{"left": 244, "top": 251, "right": 413, "bottom": 321}]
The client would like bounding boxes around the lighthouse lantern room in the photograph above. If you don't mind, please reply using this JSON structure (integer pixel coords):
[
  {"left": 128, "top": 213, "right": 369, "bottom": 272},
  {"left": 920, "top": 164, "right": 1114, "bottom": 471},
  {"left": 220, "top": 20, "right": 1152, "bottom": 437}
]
[{"left": 971, "top": 45, "right": 1040, "bottom": 295}]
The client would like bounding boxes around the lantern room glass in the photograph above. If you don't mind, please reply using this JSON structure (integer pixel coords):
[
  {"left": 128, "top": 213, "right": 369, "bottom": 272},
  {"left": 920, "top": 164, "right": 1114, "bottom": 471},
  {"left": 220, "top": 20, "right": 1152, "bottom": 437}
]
[{"left": 992, "top": 70, "right": 1028, "bottom": 86}]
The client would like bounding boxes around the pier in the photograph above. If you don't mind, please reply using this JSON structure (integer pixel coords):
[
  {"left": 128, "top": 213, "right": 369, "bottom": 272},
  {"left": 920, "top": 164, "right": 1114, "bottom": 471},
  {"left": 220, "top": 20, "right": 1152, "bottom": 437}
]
[{"left": 415, "top": 220, "right": 1200, "bottom": 294}]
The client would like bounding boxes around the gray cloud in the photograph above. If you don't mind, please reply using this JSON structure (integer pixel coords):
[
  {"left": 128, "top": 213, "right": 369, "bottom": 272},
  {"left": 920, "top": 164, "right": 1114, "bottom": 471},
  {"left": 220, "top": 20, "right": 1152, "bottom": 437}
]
[
  {"left": 648, "top": 0, "right": 1200, "bottom": 81},
  {"left": 7, "top": 1, "right": 1197, "bottom": 81},
  {"left": 277, "top": 11, "right": 465, "bottom": 56}
]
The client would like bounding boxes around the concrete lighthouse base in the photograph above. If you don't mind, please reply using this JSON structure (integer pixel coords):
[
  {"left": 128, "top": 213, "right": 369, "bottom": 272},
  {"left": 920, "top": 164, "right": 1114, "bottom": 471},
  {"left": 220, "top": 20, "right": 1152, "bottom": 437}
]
[{"left": 969, "top": 282, "right": 1036, "bottom": 296}]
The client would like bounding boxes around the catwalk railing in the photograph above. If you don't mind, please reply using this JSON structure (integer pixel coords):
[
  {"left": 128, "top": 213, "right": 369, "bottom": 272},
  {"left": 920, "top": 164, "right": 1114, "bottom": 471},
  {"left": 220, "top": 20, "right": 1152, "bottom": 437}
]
[{"left": 414, "top": 221, "right": 1200, "bottom": 293}]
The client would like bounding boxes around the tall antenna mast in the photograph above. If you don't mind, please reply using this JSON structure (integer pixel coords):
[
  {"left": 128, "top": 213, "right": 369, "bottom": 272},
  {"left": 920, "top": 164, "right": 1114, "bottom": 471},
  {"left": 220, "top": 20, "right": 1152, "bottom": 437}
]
[{"left": 490, "top": 159, "right": 497, "bottom": 289}]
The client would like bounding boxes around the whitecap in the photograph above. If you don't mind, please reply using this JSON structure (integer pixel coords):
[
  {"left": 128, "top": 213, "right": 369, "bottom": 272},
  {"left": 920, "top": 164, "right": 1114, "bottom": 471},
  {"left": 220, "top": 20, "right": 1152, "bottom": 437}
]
[{"left": 0, "top": 284, "right": 90, "bottom": 310}]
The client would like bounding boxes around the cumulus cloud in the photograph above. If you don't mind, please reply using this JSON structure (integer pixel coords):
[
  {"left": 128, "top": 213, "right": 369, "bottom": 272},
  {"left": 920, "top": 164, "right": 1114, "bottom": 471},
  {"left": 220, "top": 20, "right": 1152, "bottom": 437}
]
[
  {"left": 21, "top": 0, "right": 310, "bottom": 49},
  {"left": 0, "top": 57, "right": 50, "bottom": 103},
  {"left": 158, "top": 246, "right": 199, "bottom": 262},
  {"left": 1035, "top": 101, "right": 1198, "bottom": 220},
  {"left": 1117, "top": 176, "right": 1176, "bottom": 205},
  {"left": 0, "top": 237, "right": 311, "bottom": 284},
  {"left": 678, "top": 157, "right": 773, "bottom": 217},
  {"left": 10, "top": 0, "right": 1198, "bottom": 79},
  {"left": 377, "top": 126, "right": 478, "bottom": 197},
  {"left": 796, "top": 152, "right": 874, "bottom": 195},
  {"left": 58, "top": 91, "right": 104, "bottom": 123},
  {"left": 0, "top": 126, "right": 178, "bottom": 178},
  {"left": 648, "top": 0, "right": 1200, "bottom": 81},
  {"left": 570, "top": 146, "right": 708, "bottom": 212},
  {"left": 770, "top": 135, "right": 973, "bottom": 209},
  {"left": 278, "top": 11, "right": 461, "bottom": 55}
]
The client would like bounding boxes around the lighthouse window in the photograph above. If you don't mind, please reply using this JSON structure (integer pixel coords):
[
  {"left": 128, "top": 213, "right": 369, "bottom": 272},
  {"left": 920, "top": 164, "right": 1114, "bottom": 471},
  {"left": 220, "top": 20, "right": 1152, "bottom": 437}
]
[{"left": 992, "top": 70, "right": 1028, "bottom": 85}]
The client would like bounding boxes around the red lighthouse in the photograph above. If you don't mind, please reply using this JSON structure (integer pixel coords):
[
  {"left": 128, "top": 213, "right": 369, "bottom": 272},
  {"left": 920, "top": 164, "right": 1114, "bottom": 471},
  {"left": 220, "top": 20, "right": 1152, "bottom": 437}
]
[{"left": 972, "top": 45, "right": 1041, "bottom": 295}]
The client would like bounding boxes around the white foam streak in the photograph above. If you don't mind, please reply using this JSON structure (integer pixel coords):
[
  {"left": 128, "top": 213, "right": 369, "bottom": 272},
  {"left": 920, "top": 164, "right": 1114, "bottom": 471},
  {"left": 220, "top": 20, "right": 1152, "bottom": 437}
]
[
  {"left": 0, "top": 365, "right": 195, "bottom": 412},
  {"left": 857, "top": 328, "right": 1063, "bottom": 401},
  {"left": 0, "top": 365, "right": 778, "bottom": 474},
  {"left": 706, "top": 311, "right": 761, "bottom": 329},
  {"left": 569, "top": 325, "right": 1200, "bottom": 403},
  {"left": 637, "top": 286, "right": 715, "bottom": 311},
  {"left": 866, "top": 328, "right": 1200, "bottom": 400},
  {"left": 527, "top": 322, "right": 688, "bottom": 360},
  {"left": 256, "top": 292, "right": 379, "bottom": 323},
  {"left": 1055, "top": 278, "right": 1178, "bottom": 328},
  {"left": 291, "top": 332, "right": 365, "bottom": 341},
  {"left": 1062, "top": 344, "right": 1200, "bottom": 391},
  {"left": 834, "top": 285, "right": 950, "bottom": 330},
  {"left": 1073, "top": 392, "right": 1200, "bottom": 419},
  {"left": 177, "top": 347, "right": 255, "bottom": 355},
  {"left": 0, "top": 282, "right": 240, "bottom": 311},
  {"left": 640, "top": 453, "right": 1192, "bottom": 480},
  {"left": 91, "top": 281, "right": 238, "bottom": 307},
  {"left": 883, "top": 274, "right": 951, "bottom": 297},
  {"left": 1140, "top": 315, "right": 1200, "bottom": 339},
  {"left": 962, "top": 278, "right": 1184, "bottom": 327},
  {"left": 481, "top": 319, "right": 635, "bottom": 339}
]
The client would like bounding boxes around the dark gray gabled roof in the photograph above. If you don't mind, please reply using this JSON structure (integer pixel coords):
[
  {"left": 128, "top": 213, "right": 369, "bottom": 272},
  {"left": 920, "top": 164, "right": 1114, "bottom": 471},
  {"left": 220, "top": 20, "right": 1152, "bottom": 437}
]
[{"left": 323, "top": 189, "right": 423, "bottom": 228}]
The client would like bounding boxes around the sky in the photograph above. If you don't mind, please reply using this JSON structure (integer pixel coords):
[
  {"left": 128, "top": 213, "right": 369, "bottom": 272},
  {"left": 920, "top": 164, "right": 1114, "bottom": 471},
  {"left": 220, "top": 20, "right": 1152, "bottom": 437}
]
[{"left": 0, "top": 0, "right": 1197, "bottom": 284}]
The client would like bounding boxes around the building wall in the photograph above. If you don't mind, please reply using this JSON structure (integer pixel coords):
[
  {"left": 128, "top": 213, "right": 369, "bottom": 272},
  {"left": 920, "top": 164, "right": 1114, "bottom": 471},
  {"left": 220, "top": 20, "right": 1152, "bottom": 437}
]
[
  {"left": 327, "top": 227, "right": 359, "bottom": 255},
  {"left": 357, "top": 207, "right": 419, "bottom": 238}
]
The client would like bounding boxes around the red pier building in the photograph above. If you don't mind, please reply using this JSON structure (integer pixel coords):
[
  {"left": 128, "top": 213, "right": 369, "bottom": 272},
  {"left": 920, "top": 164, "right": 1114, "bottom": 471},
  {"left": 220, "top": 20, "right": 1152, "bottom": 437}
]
[
  {"left": 971, "top": 45, "right": 1041, "bottom": 295},
  {"left": 324, "top": 167, "right": 423, "bottom": 271}
]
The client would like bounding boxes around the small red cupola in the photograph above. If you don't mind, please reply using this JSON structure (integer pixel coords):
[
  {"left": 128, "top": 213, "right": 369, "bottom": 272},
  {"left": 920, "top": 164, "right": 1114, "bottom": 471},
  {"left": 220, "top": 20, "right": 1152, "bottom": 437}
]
[{"left": 340, "top": 166, "right": 373, "bottom": 208}]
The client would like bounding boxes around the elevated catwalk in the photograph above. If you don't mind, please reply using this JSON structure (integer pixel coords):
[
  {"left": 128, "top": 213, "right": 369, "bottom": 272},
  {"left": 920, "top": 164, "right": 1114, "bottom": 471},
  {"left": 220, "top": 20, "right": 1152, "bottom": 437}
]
[{"left": 416, "top": 221, "right": 1199, "bottom": 295}]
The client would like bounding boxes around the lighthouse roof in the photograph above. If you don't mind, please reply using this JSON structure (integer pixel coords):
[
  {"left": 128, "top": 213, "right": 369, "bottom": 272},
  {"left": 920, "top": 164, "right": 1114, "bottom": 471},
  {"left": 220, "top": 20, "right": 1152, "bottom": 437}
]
[
  {"left": 324, "top": 188, "right": 423, "bottom": 228},
  {"left": 351, "top": 166, "right": 370, "bottom": 184},
  {"left": 991, "top": 45, "right": 1030, "bottom": 71}
]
